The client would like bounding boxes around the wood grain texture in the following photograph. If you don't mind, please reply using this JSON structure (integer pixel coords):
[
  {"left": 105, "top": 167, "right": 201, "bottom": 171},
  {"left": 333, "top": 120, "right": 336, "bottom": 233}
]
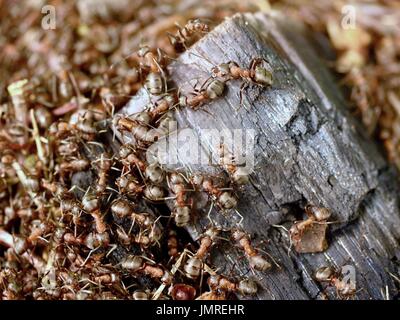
[{"left": 116, "top": 12, "right": 400, "bottom": 300}]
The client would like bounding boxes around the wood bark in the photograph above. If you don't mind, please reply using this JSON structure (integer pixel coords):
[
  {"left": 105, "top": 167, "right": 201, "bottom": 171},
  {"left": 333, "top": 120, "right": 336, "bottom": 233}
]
[{"left": 115, "top": 12, "right": 400, "bottom": 300}]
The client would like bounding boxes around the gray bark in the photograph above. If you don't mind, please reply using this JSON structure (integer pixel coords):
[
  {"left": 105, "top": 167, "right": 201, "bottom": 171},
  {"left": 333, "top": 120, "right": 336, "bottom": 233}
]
[{"left": 115, "top": 12, "right": 400, "bottom": 300}]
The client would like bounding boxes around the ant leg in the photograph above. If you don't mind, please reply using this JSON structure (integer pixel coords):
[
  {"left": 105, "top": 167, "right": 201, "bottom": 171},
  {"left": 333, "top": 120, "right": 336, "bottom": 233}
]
[
  {"left": 232, "top": 252, "right": 259, "bottom": 277},
  {"left": 248, "top": 58, "right": 258, "bottom": 72},
  {"left": 257, "top": 241, "right": 280, "bottom": 269},
  {"left": 235, "top": 209, "right": 244, "bottom": 226},
  {"left": 181, "top": 40, "right": 191, "bottom": 52},
  {"left": 156, "top": 48, "right": 166, "bottom": 65},
  {"left": 249, "top": 57, "right": 267, "bottom": 70},
  {"left": 199, "top": 261, "right": 205, "bottom": 292},
  {"left": 238, "top": 82, "right": 249, "bottom": 110},
  {"left": 228, "top": 260, "right": 238, "bottom": 277},
  {"left": 189, "top": 78, "right": 201, "bottom": 93},
  {"left": 199, "top": 106, "right": 215, "bottom": 116},
  {"left": 175, "top": 22, "right": 184, "bottom": 35},
  {"left": 199, "top": 76, "right": 213, "bottom": 91},
  {"left": 138, "top": 66, "right": 144, "bottom": 83},
  {"left": 206, "top": 201, "right": 215, "bottom": 226},
  {"left": 154, "top": 60, "right": 168, "bottom": 95}
]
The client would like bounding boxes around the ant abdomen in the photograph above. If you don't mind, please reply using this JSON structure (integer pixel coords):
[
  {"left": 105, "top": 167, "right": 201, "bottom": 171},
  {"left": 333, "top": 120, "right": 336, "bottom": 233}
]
[
  {"left": 145, "top": 164, "right": 165, "bottom": 185},
  {"left": 184, "top": 257, "right": 202, "bottom": 279}
]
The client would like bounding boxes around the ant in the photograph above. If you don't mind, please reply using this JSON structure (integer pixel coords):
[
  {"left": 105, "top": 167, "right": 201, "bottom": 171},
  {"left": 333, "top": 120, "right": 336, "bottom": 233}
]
[
  {"left": 115, "top": 173, "right": 145, "bottom": 197},
  {"left": 212, "top": 58, "right": 273, "bottom": 87},
  {"left": 212, "top": 58, "right": 273, "bottom": 104},
  {"left": 168, "top": 19, "right": 210, "bottom": 52},
  {"left": 110, "top": 198, "right": 162, "bottom": 247},
  {"left": 81, "top": 191, "right": 107, "bottom": 234},
  {"left": 219, "top": 143, "right": 250, "bottom": 185},
  {"left": 120, "top": 255, "right": 173, "bottom": 286},
  {"left": 184, "top": 226, "right": 221, "bottom": 279},
  {"left": 207, "top": 274, "right": 258, "bottom": 296},
  {"left": 115, "top": 174, "right": 167, "bottom": 204},
  {"left": 114, "top": 110, "right": 174, "bottom": 145},
  {"left": 59, "top": 157, "right": 90, "bottom": 178},
  {"left": 289, "top": 204, "right": 332, "bottom": 253},
  {"left": 91, "top": 153, "right": 113, "bottom": 194},
  {"left": 231, "top": 228, "right": 271, "bottom": 272},
  {"left": 147, "top": 93, "right": 177, "bottom": 120},
  {"left": 137, "top": 45, "right": 167, "bottom": 74},
  {"left": 137, "top": 45, "right": 169, "bottom": 96},
  {"left": 167, "top": 229, "right": 179, "bottom": 260},
  {"left": 179, "top": 77, "right": 225, "bottom": 110},
  {"left": 191, "top": 173, "right": 237, "bottom": 210},
  {"left": 315, "top": 265, "right": 357, "bottom": 298},
  {"left": 168, "top": 172, "right": 193, "bottom": 227},
  {"left": 119, "top": 145, "right": 165, "bottom": 185}
]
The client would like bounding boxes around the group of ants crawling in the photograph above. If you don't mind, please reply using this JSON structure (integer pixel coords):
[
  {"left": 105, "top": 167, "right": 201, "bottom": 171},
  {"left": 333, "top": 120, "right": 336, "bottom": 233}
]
[{"left": 0, "top": 19, "right": 354, "bottom": 300}]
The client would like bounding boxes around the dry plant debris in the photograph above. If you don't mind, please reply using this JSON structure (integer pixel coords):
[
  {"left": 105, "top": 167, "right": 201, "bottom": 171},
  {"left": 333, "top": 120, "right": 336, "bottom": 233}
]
[
  {"left": 1, "top": 0, "right": 397, "bottom": 300},
  {"left": 0, "top": 0, "right": 275, "bottom": 301}
]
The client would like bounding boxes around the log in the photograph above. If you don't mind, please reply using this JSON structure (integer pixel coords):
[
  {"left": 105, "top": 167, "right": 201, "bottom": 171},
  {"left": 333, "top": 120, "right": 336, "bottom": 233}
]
[{"left": 116, "top": 12, "right": 400, "bottom": 300}]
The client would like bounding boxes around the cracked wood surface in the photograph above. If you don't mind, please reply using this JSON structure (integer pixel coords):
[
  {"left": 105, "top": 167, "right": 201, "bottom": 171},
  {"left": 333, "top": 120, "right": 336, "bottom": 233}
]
[{"left": 116, "top": 12, "right": 400, "bottom": 299}]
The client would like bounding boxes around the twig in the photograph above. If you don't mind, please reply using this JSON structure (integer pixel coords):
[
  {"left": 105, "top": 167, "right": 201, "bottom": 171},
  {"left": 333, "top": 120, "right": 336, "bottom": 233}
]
[{"left": 30, "top": 109, "right": 46, "bottom": 164}]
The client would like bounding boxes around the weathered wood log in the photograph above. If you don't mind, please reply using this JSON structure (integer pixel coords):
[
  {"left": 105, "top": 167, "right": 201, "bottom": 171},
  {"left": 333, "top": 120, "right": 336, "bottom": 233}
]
[{"left": 116, "top": 12, "right": 400, "bottom": 300}]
